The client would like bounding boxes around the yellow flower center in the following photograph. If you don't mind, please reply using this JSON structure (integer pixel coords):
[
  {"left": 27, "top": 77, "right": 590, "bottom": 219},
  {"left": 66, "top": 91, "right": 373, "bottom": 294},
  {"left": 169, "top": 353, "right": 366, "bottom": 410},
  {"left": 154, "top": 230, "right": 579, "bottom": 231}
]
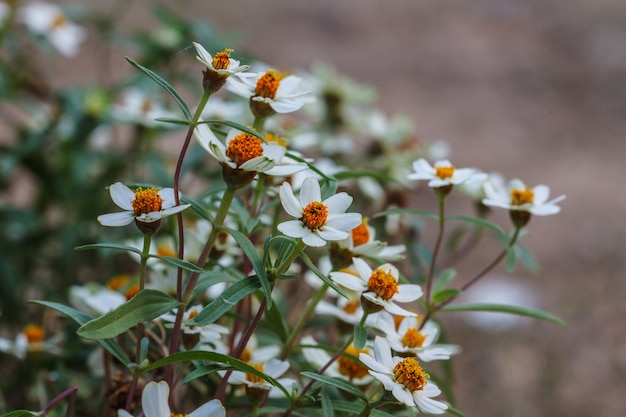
[
  {"left": 125, "top": 284, "right": 140, "bottom": 300},
  {"left": 337, "top": 345, "right": 370, "bottom": 381},
  {"left": 131, "top": 187, "right": 163, "bottom": 216},
  {"left": 225, "top": 133, "right": 264, "bottom": 167},
  {"left": 246, "top": 363, "right": 267, "bottom": 384},
  {"left": 240, "top": 347, "right": 252, "bottom": 363},
  {"left": 51, "top": 13, "right": 69, "bottom": 30},
  {"left": 300, "top": 201, "right": 328, "bottom": 230},
  {"left": 171, "top": 413, "right": 188, "bottom": 417},
  {"left": 401, "top": 328, "right": 426, "bottom": 348},
  {"left": 342, "top": 300, "right": 360, "bottom": 315},
  {"left": 265, "top": 133, "right": 288, "bottom": 147},
  {"left": 351, "top": 218, "right": 371, "bottom": 247},
  {"left": 106, "top": 274, "right": 130, "bottom": 291},
  {"left": 393, "top": 357, "right": 430, "bottom": 392},
  {"left": 367, "top": 267, "right": 399, "bottom": 300},
  {"left": 141, "top": 98, "right": 152, "bottom": 115},
  {"left": 212, "top": 48, "right": 234, "bottom": 70},
  {"left": 510, "top": 187, "right": 534, "bottom": 206},
  {"left": 157, "top": 243, "right": 177, "bottom": 258},
  {"left": 24, "top": 325, "right": 45, "bottom": 345},
  {"left": 255, "top": 70, "right": 284, "bottom": 99},
  {"left": 435, "top": 165, "right": 455, "bottom": 179}
]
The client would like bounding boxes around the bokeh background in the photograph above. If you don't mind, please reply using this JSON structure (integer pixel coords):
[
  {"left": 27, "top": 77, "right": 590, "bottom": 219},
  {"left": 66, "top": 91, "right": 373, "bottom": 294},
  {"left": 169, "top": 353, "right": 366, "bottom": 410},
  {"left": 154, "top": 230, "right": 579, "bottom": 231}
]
[{"left": 5, "top": 0, "right": 626, "bottom": 416}]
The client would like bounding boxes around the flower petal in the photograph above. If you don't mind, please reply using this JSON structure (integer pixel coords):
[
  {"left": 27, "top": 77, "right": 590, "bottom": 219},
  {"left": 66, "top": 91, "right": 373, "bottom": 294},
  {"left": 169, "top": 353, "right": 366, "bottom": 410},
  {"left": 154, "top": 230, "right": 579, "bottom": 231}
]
[
  {"left": 142, "top": 381, "right": 171, "bottom": 417},
  {"left": 158, "top": 188, "right": 176, "bottom": 209},
  {"left": 110, "top": 182, "right": 134, "bottom": 210},
  {"left": 97, "top": 211, "right": 135, "bottom": 227},
  {"left": 325, "top": 213, "right": 362, "bottom": 233},
  {"left": 277, "top": 220, "right": 309, "bottom": 238},
  {"left": 394, "top": 284, "right": 423, "bottom": 303},
  {"left": 301, "top": 232, "right": 327, "bottom": 247},
  {"left": 299, "top": 177, "right": 321, "bottom": 206},
  {"left": 189, "top": 400, "right": 225, "bottom": 417},
  {"left": 324, "top": 192, "right": 353, "bottom": 214},
  {"left": 279, "top": 182, "right": 303, "bottom": 218}
]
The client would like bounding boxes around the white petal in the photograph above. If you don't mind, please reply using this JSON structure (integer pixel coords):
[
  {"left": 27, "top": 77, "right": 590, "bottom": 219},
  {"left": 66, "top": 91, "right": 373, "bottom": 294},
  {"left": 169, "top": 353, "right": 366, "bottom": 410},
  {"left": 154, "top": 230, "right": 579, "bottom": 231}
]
[
  {"left": 158, "top": 188, "right": 176, "bottom": 209},
  {"left": 352, "top": 257, "right": 373, "bottom": 281},
  {"left": 373, "top": 336, "right": 394, "bottom": 368},
  {"left": 189, "top": 400, "right": 225, "bottom": 417},
  {"left": 324, "top": 192, "right": 353, "bottom": 214},
  {"left": 193, "top": 42, "right": 213, "bottom": 67},
  {"left": 369, "top": 371, "right": 396, "bottom": 391},
  {"left": 279, "top": 182, "right": 303, "bottom": 217},
  {"left": 316, "top": 227, "right": 349, "bottom": 242},
  {"left": 381, "top": 300, "right": 417, "bottom": 316},
  {"left": 194, "top": 123, "right": 220, "bottom": 153},
  {"left": 325, "top": 213, "right": 362, "bottom": 233},
  {"left": 359, "top": 353, "right": 390, "bottom": 375},
  {"left": 415, "top": 391, "right": 448, "bottom": 414},
  {"left": 277, "top": 220, "right": 309, "bottom": 238},
  {"left": 97, "top": 211, "right": 135, "bottom": 227},
  {"left": 270, "top": 98, "right": 306, "bottom": 113},
  {"left": 160, "top": 204, "right": 190, "bottom": 218},
  {"left": 301, "top": 232, "right": 327, "bottom": 247},
  {"left": 142, "top": 381, "right": 171, "bottom": 417},
  {"left": 110, "top": 182, "right": 134, "bottom": 210},
  {"left": 330, "top": 271, "right": 367, "bottom": 292},
  {"left": 299, "top": 177, "right": 321, "bottom": 206},
  {"left": 532, "top": 185, "right": 550, "bottom": 205},
  {"left": 394, "top": 284, "right": 423, "bottom": 302},
  {"left": 392, "top": 385, "right": 415, "bottom": 406},
  {"left": 118, "top": 411, "right": 133, "bottom": 417},
  {"left": 265, "top": 358, "right": 289, "bottom": 378}
]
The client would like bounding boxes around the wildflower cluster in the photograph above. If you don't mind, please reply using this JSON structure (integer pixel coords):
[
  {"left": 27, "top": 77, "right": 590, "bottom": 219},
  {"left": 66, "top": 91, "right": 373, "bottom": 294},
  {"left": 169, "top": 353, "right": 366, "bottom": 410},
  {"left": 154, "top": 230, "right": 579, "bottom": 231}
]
[{"left": 0, "top": 8, "right": 566, "bottom": 417}]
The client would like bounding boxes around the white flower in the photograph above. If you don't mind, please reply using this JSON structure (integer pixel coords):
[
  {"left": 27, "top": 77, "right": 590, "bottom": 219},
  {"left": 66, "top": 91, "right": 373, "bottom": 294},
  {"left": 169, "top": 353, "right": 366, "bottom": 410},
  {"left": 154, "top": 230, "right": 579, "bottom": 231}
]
[
  {"left": 408, "top": 158, "right": 486, "bottom": 188},
  {"left": 359, "top": 337, "right": 448, "bottom": 414},
  {"left": 227, "top": 69, "right": 314, "bottom": 114},
  {"left": 377, "top": 313, "right": 460, "bottom": 362},
  {"left": 19, "top": 2, "right": 86, "bottom": 57},
  {"left": 69, "top": 284, "right": 126, "bottom": 316},
  {"left": 224, "top": 355, "right": 297, "bottom": 398},
  {"left": 193, "top": 42, "right": 254, "bottom": 78},
  {"left": 0, "top": 325, "right": 61, "bottom": 360},
  {"left": 117, "top": 380, "right": 225, "bottom": 417},
  {"left": 338, "top": 218, "right": 406, "bottom": 261},
  {"left": 482, "top": 178, "right": 565, "bottom": 215},
  {"left": 111, "top": 89, "right": 178, "bottom": 127},
  {"left": 161, "top": 305, "right": 228, "bottom": 341},
  {"left": 97, "top": 182, "right": 190, "bottom": 227},
  {"left": 301, "top": 336, "right": 373, "bottom": 385},
  {"left": 277, "top": 177, "right": 362, "bottom": 247},
  {"left": 316, "top": 291, "right": 365, "bottom": 324},
  {"left": 330, "top": 258, "right": 422, "bottom": 316}
]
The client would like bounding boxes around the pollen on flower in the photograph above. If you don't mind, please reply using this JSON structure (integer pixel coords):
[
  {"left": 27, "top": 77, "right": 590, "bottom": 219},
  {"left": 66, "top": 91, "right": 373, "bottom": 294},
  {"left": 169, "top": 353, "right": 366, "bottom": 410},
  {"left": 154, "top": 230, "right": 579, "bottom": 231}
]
[
  {"left": 435, "top": 165, "right": 455, "bottom": 179},
  {"left": 24, "top": 325, "right": 45, "bottom": 345},
  {"left": 402, "top": 328, "right": 426, "bottom": 348},
  {"left": 337, "top": 345, "right": 370, "bottom": 380},
  {"left": 240, "top": 347, "right": 252, "bottom": 363},
  {"left": 125, "top": 283, "right": 140, "bottom": 300},
  {"left": 367, "top": 267, "right": 399, "bottom": 300},
  {"left": 255, "top": 70, "right": 284, "bottom": 99},
  {"left": 106, "top": 274, "right": 130, "bottom": 291},
  {"left": 342, "top": 300, "right": 360, "bottom": 314},
  {"left": 225, "top": 133, "right": 264, "bottom": 167},
  {"left": 212, "top": 48, "right": 234, "bottom": 70},
  {"left": 170, "top": 413, "right": 188, "bottom": 417},
  {"left": 393, "top": 357, "right": 430, "bottom": 392},
  {"left": 157, "top": 243, "right": 177, "bottom": 258},
  {"left": 265, "top": 133, "right": 288, "bottom": 147},
  {"left": 510, "top": 187, "right": 534, "bottom": 206},
  {"left": 246, "top": 363, "right": 267, "bottom": 384},
  {"left": 300, "top": 201, "right": 329, "bottom": 230},
  {"left": 351, "top": 218, "right": 371, "bottom": 246},
  {"left": 132, "top": 187, "right": 163, "bottom": 216}
]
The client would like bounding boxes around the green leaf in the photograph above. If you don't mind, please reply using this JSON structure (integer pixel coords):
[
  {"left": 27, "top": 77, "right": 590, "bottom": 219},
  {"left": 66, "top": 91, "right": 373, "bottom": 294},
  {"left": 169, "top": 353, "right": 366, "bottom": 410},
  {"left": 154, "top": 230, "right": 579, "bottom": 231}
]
[
  {"left": 75, "top": 243, "right": 141, "bottom": 255},
  {"left": 373, "top": 208, "right": 439, "bottom": 221},
  {"left": 445, "top": 405, "right": 467, "bottom": 417},
  {"left": 440, "top": 303, "right": 567, "bottom": 326},
  {"left": 220, "top": 226, "right": 271, "bottom": 308},
  {"left": 189, "top": 276, "right": 262, "bottom": 326},
  {"left": 353, "top": 324, "right": 368, "bottom": 349},
  {"left": 320, "top": 388, "right": 334, "bottom": 417},
  {"left": 141, "top": 351, "right": 289, "bottom": 396},
  {"left": 153, "top": 117, "right": 191, "bottom": 126},
  {"left": 183, "top": 364, "right": 229, "bottom": 384},
  {"left": 180, "top": 195, "right": 214, "bottom": 222},
  {"left": 77, "top": 289, "right": 179, "bottom": 340},
  {"left": 298, "top": 252, "right": 348, "bottom": 298},
  {"left": 330, "top": 401, "right": 395, "bottom": 417},
  {"left": 148, "top": 254, "right": 204, "bottom": 273},
  {"left": 432, "top": 288, "right": 461, "bottom": 304},
  {"left": 125, "top": 57, "right": 192, "bottom": 120},
  {"left": 300, "top": 372, "right": 367, "bottom": 400},
  {"left": 31, "top": 300, "right": 130, "bottom": 364},
  {"left": 263, "top": 300, "right": 289, "bottom": 342},
  {"left": 506, "top": 246, "right": 517, "bottom": 272},
  {"left": 198, "top": 119, "right": 265, "bottom": 141},
  {"left": 2, "top": 411, "right": 38, "bottom": 417},
  {"left": 446, "top": 215, "right": 506, "bottom": 237},
  {"left": 433, "top": 268, "right": 457, "bottom": 294}
]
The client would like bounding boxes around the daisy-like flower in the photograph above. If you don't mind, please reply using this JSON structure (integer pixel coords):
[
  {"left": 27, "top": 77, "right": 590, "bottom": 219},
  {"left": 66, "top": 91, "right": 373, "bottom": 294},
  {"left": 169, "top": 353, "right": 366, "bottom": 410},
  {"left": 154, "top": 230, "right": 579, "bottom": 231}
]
[
  {"left": 482, "top": 178, "right": 565, "bottom": 216},
  {"left": 316, "top": 289, "right": 365, "bottom": 325},
  {"left": 377, "top": 313, "right": 460, "bottom": 362},
  {"left": 69, "top": 283, "right": 126, "bottom": 316},
  {"left": 19, "top": 2, "right": 86, "bottom": 57},
  {"left": 0, "top": 324, "right": 61, "bottom": 360},
  {"left": 277, "top": 177, "right": 362, "bottom": 247},
  {"left": 161, "top": 305, "right": 228, "bottom": 350},
  {"left": 329, "top": 258, "right": 422, "bottom": 316},
  {"left": 227, "top": 69, "right": 313, "bottom": 118},
  {"left": 118, "top": 380, "right": 225, "bottom": 417},
  {"left": 359, "top": 337, "right": 448, "bottom": 414},
  {"left": 408, "top": 158, "right": 486, "bottom": 190},
  {"left": 111, "top": 89, "right": 178, "bottom": 127},
  {"left": 225, "top": 356, "right": 297, "bottom": 402},
  {"left": 193, "top": 42, "right": 254, "bottom": 93},
  {"left": 301, "top": 336, "right": 373, "bottom": 385},
  {"left": 334, "top": 218, "right": 406, "bottom": 264},
  {"left": 97, "top": 182, "right": 190, "bottom": 233}
]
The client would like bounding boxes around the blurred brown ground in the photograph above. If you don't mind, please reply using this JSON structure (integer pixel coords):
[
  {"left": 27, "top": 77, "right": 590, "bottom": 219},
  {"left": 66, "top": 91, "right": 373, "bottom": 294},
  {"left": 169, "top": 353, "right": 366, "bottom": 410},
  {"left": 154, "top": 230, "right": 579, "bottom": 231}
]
[{"left": 67, "top": 0, "right": 626, "bottom": 415}]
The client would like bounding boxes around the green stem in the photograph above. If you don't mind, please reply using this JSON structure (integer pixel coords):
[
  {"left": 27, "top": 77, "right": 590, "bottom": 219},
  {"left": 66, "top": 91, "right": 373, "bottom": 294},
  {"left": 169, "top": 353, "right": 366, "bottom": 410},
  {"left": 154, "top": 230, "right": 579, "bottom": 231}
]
[
  {"left": 276, "top": 239, "right": 307, "bottom": 276},
  {"left": 252, "top": 116, "right": 266, "bottom": 132},
  {"left": 424, "top": 192, "right": 447, "bottom": 305}
]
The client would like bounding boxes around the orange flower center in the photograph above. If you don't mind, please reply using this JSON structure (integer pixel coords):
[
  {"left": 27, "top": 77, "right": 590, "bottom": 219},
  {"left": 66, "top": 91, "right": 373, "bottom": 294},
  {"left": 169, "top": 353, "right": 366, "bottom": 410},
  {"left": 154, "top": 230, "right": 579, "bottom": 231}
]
[
  {"left": 131, "top": 187, "right": 163, "bottom": 216},
  {"left": 393, "top": 357, "right": 429, "bottom": 392},
  {"left": 141, "top": 99, "right": 152, "bottom": 115},
  {"left": 367, "top": 267, "right": 399, "bottom": 300},
  {"left": 300, "top": 201, "right": 328, "bottom": 230},
  {"left": 157, "top": 243, "right": 177, "bottom": 258},
  {"left": 170, "top": 413, "right": 188, "bottom": 417},
  {"left": 342, "top": 300, "right": 360, "bottom": 315},
  {"left": 212, "top": 48, "right": 234, "bottom": 70},
  {"left": 225, "top": 133, "right": 264, "bottom": 167},
  {"left": 240, "top": 347, "right": 252, "bottom": 363},
  {"left": 24, "top": 325, "right": 45, "bottom": 344},
  {"left": 265, "top": 133, "right": 288, "bottom": 147},
  {"left": 255, "top": 70, "right": 283, "bottom": 99},
  {"left": 351, "top": 218, "right": 371, "bottom": 246},
  {"left": 246, "top": 363, "right": 267, "bottom": 384},
  {"left": 125, "top": 284, "right": 140, "bottom": 300},
  {"left": 435, "top": 165, "right": 455, "bottom": 179},
  {"left": 51, "top": 13, "right": 69, "bottom": 30},
  {"left": 510, "top": 187, "right": 534, "bottom": 206},
  {"left": 401, "top": 328, "right": 426, "bottom": 348},
  {"left": 106, "top": 274, "right": 130, "bottom": 291},
  {"left": 337, "top": 345, "right": 370, "bottom": 380}
]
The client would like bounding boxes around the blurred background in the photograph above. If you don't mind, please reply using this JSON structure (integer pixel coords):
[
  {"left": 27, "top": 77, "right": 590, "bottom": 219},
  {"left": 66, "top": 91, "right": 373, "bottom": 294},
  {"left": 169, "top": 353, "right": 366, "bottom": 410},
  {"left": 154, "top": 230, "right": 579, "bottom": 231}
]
[{"left": 3, "top": 0, "right": 626, "bottom": 416}]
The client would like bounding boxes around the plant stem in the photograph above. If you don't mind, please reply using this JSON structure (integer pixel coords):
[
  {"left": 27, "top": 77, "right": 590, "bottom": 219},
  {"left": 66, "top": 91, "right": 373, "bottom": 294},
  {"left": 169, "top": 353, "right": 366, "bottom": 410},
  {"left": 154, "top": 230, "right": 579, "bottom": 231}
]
[
  {"left": 425, "top": 193, "right": 447, "bottom": 305},
  {"left": 39, "top": 386, "right": 78, "bottom": 417}
]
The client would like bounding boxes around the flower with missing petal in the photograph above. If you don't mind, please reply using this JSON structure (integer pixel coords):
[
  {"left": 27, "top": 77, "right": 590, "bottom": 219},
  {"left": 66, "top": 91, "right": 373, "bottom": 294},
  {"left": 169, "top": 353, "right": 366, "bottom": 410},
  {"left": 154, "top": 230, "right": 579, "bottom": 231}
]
[
  {"left": 117, "top": 380, "right": 224, "bottom": 417},
  {"left": 408, "top": 158, "right": 486, "bottom": 189},
  {"left": 359, "top": 337, "right": 447, "bottom": 414},
  {"left": 97, "top": 182, "right": 190, "bottom": 231},
  {"left": 330, "top": 258, "right": 422, "bottom": 316},
  {"left": 277, "top": 177, "right": 362, "bottom": 247}
]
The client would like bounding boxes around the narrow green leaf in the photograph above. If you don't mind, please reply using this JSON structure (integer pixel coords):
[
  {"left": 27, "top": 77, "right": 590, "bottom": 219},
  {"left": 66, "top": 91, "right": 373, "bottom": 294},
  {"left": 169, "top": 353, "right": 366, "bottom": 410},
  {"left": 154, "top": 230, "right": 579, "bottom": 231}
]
[
  {"left": 180, "top": 195, "right": 213, "bottom": 222},
  {"left": 183, "top": 364, "right": 229, "bottom": 384},
  {"left": 2, "top": 410, "right": 38, "bottom": 417},
  {"left": 373, "top": 208, "right": 439, "bottom": 221},
  {"left": 300, "top": 372, "right": 366, "bottom": 400},
  {"left": 220, "top": 226, "right": 271, "bottom": 308},
  {"left": 353, "top": 324, "right": 368, "bottom": 349},
  {"left": 125, "top": 57, "right": 192, "bottom": 120},
  {"left": 433, "top": 268, "right": 457, "bottom": 294},
  {"left": 75, "top": 243, "right": 141, "bottom": 255},
  {"left": 446, "top": 215, "right": 506, "bottom": 236},
  {"left": 198, "top": 119, "right": 265, "bottom": 142},
  {"left": 320, "top": 389, "right": 334, "bottom": 417},
  {"left": 432, "top": 288, "right": 461, "bottom": 304},
  {"left": 298, "top": 252, "right": 348, "bottom": 298},
  {"left": 263, "top": 301, "right": 289, "bottom": 342},
  {"left": 31, "top": 300, "right": 130, "bottom": 364},
  {"left": 153, "top": 117, "right": 191, "bottom": 126},
  {"left": 505, "top": 246, "right": 517, "bottom": 272},
  {"left": 142, "top": 351, "right": 289, "bottom": 396},
  {"left": 330, "top": 402, "right": 394, "bottom": 417},
  {"left": 445, "top": 405, "right": 467, "bottom": 417},
  {"left": 148, "top": 254, "right": 204, "bottom": 273},
  {"left": 189, "top": 276, "right": 262, "bottom": 326},
  {"left": 77, "top": 289, "right": 179, "bottom": 340},
  {"left": 513, "top": 242, "right": 539, "bottom": 275},
  {"left": 441, "top": 303, "right": 567, "bottom": 326}
]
